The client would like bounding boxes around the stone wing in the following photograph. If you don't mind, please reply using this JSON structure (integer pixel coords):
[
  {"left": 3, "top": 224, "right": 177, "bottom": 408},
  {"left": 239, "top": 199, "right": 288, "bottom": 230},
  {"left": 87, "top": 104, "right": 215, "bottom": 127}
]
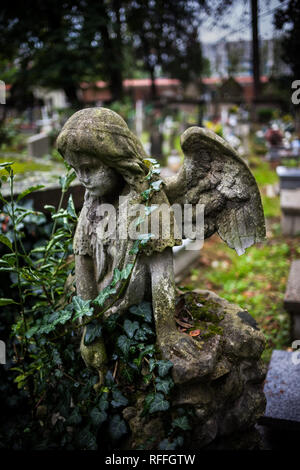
[{"left": 165, "top": 127, "right": 265, "bottom": 255}]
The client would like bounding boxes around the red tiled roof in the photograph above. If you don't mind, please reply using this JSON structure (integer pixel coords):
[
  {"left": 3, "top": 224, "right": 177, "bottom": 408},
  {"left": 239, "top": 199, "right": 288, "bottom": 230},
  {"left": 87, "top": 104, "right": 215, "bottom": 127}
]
[{"left": 81, "top": 75, "right": 268, "bottom": 90}]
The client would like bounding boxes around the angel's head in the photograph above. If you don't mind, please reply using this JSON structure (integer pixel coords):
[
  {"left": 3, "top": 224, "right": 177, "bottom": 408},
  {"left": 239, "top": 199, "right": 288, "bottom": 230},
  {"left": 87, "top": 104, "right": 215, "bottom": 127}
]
[{"left": 56, "top": 107, "right": 149, "bottom": 197}]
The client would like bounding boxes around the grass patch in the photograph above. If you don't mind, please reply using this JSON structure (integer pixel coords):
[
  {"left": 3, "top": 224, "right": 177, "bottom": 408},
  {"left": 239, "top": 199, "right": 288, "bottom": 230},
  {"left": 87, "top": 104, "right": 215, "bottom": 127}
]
[
  {"left": 183, "top": 238, "right": 292, "bottom": 362},
  {"left": 261, "top": 195, "right": 280, "bottom": 218},
  {"left": 0, "top": 157, "right": 52, "bottom": 176},
  {"left": 251, "top": 160, "right": 279, "bottom": 186}
]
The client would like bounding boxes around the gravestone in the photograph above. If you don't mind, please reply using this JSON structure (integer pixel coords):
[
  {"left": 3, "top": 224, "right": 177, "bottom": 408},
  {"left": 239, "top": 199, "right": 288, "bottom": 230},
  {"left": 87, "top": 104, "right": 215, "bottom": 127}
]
[
  {"left": 277, "top": 166, "right": 300, "bottom": 190},
  {"left": 27, "top": 132, "right": 50, "bottom": 158},
  {"left": 260, "top": 349, "right": 300, "bottom": 429},
  {"left": 280, "top": 189, "right": 300, "bottom": 236},
  {"left": 284, "top": 260, "right": 300, "bottom": 339}
]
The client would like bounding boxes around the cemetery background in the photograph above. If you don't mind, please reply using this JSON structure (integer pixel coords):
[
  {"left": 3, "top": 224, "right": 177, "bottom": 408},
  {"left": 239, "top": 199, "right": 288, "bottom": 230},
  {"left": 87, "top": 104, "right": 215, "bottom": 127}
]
[{"left": 0, "top": 0, "right": 300, "bottom": 451}]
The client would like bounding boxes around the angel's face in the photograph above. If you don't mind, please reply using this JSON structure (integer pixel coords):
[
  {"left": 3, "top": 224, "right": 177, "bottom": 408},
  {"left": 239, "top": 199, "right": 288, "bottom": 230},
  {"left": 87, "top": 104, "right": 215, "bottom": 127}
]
[{"left": 64, "top": 151, "right": 120, "bottom": 197}]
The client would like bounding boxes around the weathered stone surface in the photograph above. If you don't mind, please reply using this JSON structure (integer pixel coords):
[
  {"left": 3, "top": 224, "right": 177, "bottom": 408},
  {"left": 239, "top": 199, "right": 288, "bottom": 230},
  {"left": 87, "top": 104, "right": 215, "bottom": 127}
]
[
  {"left": 122, "top": 291, "right": 266, "bottom": 450},
  {"left": 261, "top": 350, "right": 300, "bottom": 429}
]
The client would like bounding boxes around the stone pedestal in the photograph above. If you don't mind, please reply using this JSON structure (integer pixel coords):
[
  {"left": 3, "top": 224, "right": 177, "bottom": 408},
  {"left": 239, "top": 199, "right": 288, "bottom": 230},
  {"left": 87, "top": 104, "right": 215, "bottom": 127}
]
[{"left": 122, "top": 290, "right": 267, "bottom": 450}]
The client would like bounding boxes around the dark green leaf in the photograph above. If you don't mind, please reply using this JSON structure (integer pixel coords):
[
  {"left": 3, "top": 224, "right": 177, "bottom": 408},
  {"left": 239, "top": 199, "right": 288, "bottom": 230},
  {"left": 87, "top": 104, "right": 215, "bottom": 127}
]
[
  {"left": 117, "top": 335, "right": 132, "bottom": 357},
  {"left": 67, "top": 408, "right": 82, "bottom": 425},
  {"left": 93, "top": 285, "right": 117, "bottom": 307},
  {"left": 77, "top": 427, "right": 97, "bottom": 450},
  {"left": 148, "top": 393, "right": 170, "bottom": 414},
  {"left": 157, "top": 360, "right": 173, "bottom": 377},
  {"left": 151, "top": 179, "right": 163, "bottom": 191},
  {"left": 67, "top": 194, "right": 77, "bottom": 219},
  {"left": 90, "top": 407, "right": 107, "bottom": 426},
  {"left": 172, "top": 416, "right": 191, "bottom": 431},
  {"left": 84, "top": 321, "right": 102, "bottom": 345},
  {"left": 123, "top": 319, "right": 139, "bottom": 339},
  {"left": 16, "top": 185, "right": 45, "bottom": 202},
  {"left": 0, "top": 234, "right": 12, "bottom": 250},
  {"left": 0, "top": 298, "right": 18, "bottom": 306},
  {"left": 109, "top": 414, "right": 127, "bottom": 440},
  {"left": 155, "top": 377, "right": 174, "bottom": 395},
  {"left": 111, "top": 389, "right": 128, "bottom": 408},
  {"left": 129, "top": 301, "right": 152, "bottom": 323},
  {"left": 72, "top": 296, "right": 94, "bottom": 320}
]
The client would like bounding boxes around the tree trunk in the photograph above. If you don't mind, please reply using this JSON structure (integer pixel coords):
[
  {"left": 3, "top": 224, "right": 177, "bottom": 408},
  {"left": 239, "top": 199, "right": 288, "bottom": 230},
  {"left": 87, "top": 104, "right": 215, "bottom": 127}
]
[
  {"left": 64, "top": 85, "right": 82, "bottom": 110},
  {"left": 149, "top": 66, "right": 157, "bottom": 101},
  {"left": 251, "top": 0, "right": 261, "bottom": 101}
]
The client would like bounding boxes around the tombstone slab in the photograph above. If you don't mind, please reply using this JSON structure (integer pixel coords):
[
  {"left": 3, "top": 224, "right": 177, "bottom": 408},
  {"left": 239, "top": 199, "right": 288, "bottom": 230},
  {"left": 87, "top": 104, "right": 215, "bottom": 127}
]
[
  {"left": 277, "top": 166, "right": 300, "bottom": 190},
  {"left": 280, "top": 189, "right": 300, "bottom": 236},
  {"left": 260, "top": 350, "right": 300, "bottom": 429},
  {"left": 27, "top": 132, "right": 50, "bottom": 158}
]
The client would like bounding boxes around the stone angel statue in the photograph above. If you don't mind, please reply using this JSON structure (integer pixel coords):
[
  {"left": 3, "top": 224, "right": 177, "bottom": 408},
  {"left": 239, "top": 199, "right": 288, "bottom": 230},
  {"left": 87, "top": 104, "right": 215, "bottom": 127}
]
[{"left": 56, "top": 108, "right": 265, "bottom": 385}]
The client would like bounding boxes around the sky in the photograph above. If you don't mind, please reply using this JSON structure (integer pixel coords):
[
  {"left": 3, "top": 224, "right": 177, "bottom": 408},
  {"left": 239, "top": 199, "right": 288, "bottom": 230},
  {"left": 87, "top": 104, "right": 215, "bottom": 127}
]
[{"left": 199, "top": 0, "right": 288, "bottom": 44}]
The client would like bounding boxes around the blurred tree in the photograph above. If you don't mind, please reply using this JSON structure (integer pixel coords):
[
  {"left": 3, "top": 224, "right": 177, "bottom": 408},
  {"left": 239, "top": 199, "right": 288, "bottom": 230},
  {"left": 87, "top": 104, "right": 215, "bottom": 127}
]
[
  {"left": 0, "top": 0, "right": 129, "bottom": 106},
  {"left": 0, "top": 0, "right": 227, "bottom": 107},
  {"left": 126, "top": 0, "right": 208, "bottom": 98},
  {"left": 274, "top": 0, "right": 300, "bottom": 77}
]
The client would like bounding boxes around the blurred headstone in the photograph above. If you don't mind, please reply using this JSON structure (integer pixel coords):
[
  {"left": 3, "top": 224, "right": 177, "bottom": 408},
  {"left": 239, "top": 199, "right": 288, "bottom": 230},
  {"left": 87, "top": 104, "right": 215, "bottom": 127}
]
[
  {"left": 27, "top": 132, "right": 50, "bottom": 158},
  {"left": 280, "top": 188, "right": 300, "bottom": 236},
  {"left": 261, "top": 350, "right": 300, "bottom": 429}
]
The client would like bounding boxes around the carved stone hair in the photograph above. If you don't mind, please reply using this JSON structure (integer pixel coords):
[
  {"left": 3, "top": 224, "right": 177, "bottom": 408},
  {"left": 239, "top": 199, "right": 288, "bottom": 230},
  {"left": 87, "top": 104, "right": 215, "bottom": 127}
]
[{"left": 56, "top": 107, "right": 149, "bottom": 189}]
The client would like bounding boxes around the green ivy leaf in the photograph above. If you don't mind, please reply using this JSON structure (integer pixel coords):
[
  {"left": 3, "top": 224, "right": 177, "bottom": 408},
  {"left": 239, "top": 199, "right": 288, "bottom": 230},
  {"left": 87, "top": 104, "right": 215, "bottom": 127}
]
[
  {"left": 72, "top": 296, "right": 94, "bottom": 320},
  {"left": 93, "top": 285, "right": 117, "bottom": 307},
  {"left": 129, "top": 240, "right": 140, "bottom": 255},
  {"left": 117, "top": 335, "right": 132, "bottom": 357},
  {"left": 109, "top": 414, "right": 127, "bottom": 440},
  {"left": 143, "top": 392, "right": 155, "bottom": 413},
  {"left": 99, "top": 393, "right": 109, "bottom": 411},
  {"left": 111, "top": 389, "right": 128, "bottom": 408},
  {"left": 157, "top": 360, "right": 173, "bottom": 377},
  {"left": 155, "top": 377, "right": 174, "bottom": 395},
  {"left": 141, "top": 188, "right": 151, "bottom": 201},
  {"left": 148, "top": 393, "right": 170, "bottom": 414},
  {"left": 123, "top": 319, "right": 139, "bottom": 339},
  {"left": 67, "top": 408, "right": 82, "bottom": 425},
  {"left": 120, "top": 263, "right": 133, "bottom": 280},
  {"left": 148, "top": 358, "right": 157, "bottom": 372},
  {"left": 172, "top": 416, "right": 191, "bottom": 431},
  {"left": 90, "top": 407, "right": 107, "bottom": 426},
  {"left": 134, "top": 322, "right": 154, "bottom": 342},
  {"left": 129, "top": 301, "right": 152, "bottom": 323},
  {"left": 84, "top": 321, "right": 102, "bottom": 345},
  {"left": 151, "top": 179, "right": 163, "bottom": 191}
]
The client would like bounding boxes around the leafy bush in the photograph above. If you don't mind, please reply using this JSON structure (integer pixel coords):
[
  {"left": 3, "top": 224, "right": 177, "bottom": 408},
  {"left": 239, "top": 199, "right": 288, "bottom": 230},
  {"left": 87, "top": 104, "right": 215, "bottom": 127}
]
[{"left": 257, "top": 108, "right": 275, "bottom": 124}]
